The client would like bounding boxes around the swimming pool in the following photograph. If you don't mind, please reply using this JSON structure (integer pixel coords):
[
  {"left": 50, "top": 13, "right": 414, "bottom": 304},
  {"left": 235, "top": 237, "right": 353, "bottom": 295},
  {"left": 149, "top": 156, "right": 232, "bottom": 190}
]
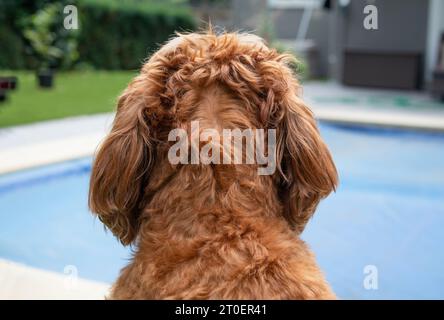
[{"left": 1, "top": 123, "right": 443, "bottom": 299}]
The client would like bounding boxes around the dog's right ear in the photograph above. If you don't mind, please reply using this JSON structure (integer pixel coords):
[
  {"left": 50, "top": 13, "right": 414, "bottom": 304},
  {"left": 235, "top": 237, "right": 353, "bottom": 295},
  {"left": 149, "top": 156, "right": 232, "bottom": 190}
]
[{"left": 89, "top": 74, "right": 155, "bottom": 245}]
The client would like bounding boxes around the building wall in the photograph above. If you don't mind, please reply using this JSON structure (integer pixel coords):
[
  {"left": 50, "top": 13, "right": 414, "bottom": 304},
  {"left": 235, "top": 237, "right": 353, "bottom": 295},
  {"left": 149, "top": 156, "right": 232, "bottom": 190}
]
[
  {"left": 332, "top": 0, "right": 430, "bottom": 83},
  {"left": 343, "top": 0, "right": 428, "bottom": 51},
  {"left": 232, "top": 0, "right": 268, "bottom": 31},
  {"left": 426, "top": 0, "right": 444, "bottom": 81},
  {"left": 272, "top": 8, "right": 331, "bottom": 77}
]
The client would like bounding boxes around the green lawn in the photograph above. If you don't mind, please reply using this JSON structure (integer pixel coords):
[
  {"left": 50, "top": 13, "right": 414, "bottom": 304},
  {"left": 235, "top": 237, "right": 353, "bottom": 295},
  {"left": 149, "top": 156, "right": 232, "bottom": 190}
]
[{"left": 0, "top": 71, "right": 136, "bottom": 128}]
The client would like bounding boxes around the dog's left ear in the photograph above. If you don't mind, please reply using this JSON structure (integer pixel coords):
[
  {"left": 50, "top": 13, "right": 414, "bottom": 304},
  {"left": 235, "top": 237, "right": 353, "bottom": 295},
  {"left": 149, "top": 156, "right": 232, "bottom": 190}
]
[{"left": 273, "top": 66, "right": 338, "bottom": 233}]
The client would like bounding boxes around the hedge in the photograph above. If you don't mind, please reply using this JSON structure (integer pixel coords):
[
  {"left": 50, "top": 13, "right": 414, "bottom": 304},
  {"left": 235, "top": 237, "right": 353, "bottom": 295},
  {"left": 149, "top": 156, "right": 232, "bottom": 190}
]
[
  {"left": 77, "top": 0, "right": 196, "bottom": 69},
  {"left": 0, "top": 0, "right": 196, "bottom": 70},
  {"left": 0, "top": 0, "right": 47, "bottom": 69}
]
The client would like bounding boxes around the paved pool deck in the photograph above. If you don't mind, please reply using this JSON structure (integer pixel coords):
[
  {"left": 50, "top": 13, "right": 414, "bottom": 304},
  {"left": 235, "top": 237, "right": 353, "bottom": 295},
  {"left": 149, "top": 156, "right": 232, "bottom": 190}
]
[
  {"left": 0, "top": 113, "right": 114, "bottom": 175},
  {"left": 305, "top": 82, "right": 444, "bottom": 131},
  {"left": 1, "top": 81, "right": 444, "bottom": 299}
]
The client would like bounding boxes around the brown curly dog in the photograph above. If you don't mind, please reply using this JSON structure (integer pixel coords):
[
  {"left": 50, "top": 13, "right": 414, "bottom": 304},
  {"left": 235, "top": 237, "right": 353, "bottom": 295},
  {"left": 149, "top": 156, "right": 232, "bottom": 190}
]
[{"left": 89, "top": 30, "right": 338, "bottom": 299}]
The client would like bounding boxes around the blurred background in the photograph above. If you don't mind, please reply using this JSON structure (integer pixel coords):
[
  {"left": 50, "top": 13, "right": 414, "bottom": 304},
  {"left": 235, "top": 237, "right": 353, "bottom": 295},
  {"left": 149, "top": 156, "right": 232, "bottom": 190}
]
[{"left": 0, "top": 0, "right": 443, "bottom": 299}]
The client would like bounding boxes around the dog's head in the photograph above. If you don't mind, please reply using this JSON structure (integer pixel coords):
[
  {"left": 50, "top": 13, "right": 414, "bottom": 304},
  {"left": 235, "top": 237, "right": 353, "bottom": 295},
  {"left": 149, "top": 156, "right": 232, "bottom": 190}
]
[{"left": 89, "top": 31, "right": 337, "bottom": 245}]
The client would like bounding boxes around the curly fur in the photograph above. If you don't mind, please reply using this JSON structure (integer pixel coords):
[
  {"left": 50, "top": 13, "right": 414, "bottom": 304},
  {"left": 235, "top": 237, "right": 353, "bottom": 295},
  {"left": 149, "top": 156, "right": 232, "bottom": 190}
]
[{"left": 89, "top": 30, "right": 338, "bottom": 299}]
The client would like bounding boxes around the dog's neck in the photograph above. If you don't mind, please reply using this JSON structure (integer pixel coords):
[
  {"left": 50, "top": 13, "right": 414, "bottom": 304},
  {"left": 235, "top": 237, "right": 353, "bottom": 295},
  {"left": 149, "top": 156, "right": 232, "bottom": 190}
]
[{"left": 141, "top": 162, "right": 282, "bottom": 232}]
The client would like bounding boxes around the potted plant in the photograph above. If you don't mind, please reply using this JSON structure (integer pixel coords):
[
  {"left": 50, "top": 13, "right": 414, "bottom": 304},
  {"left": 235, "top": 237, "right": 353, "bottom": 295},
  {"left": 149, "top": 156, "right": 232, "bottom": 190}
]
[
  {"left": 0, "top": 90, "right": 6, "bottom": 103},
  {"left": 22, "top": 3, "right": 78, "bottom": 88}
]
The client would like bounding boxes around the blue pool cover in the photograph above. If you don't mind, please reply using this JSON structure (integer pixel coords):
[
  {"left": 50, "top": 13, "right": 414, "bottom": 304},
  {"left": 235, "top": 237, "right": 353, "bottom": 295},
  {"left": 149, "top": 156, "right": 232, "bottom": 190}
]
[{"left": 0, "top": 123, "right": 443, "bottom": 299}]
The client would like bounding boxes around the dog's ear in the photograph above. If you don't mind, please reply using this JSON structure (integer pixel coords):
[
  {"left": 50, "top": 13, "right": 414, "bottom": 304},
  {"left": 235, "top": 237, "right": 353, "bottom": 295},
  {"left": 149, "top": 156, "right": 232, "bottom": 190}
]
[
  {"left": 88, "top": 35, "right": 188, "bottom": 245},
  {"left": 275, "top": 88, "right": 338, "bottom": 233},
  {"left": 89, "top": 74, "right": 155, "bottom": 245},
  {"left": 257, "top": 55, "right": 338, "bottom": 234}
]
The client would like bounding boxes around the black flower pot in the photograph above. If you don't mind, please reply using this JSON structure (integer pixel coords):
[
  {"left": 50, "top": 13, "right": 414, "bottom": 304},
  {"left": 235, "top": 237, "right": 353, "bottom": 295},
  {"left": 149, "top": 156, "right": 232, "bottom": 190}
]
[
  {"left": 37, "top": 70, "right": 54, "bottom": 88},
  {"left": 0, "top": 90, "right": 6, "bottom": 102}
]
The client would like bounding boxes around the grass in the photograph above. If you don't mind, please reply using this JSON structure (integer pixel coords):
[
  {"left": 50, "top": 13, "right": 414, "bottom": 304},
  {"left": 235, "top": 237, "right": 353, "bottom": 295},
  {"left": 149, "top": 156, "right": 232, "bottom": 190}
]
[{"left": 0, "top": 71, "right": 136, "bottom": 128}]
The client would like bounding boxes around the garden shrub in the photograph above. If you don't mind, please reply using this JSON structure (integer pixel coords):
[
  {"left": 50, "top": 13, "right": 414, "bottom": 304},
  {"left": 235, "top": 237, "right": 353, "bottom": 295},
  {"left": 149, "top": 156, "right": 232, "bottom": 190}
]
[
  {"left": 0, "top": 27, "right": 27, "bottom": 69},
  {"left": 0, "top": 0, "right": 48, "bottom": 69}
]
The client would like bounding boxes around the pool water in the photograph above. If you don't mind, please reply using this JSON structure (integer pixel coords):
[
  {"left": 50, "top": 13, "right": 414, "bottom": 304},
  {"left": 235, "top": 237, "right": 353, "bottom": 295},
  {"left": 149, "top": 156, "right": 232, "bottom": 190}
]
[{"left": 0, "top": 123, "right": 443, "bottom": 299}]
